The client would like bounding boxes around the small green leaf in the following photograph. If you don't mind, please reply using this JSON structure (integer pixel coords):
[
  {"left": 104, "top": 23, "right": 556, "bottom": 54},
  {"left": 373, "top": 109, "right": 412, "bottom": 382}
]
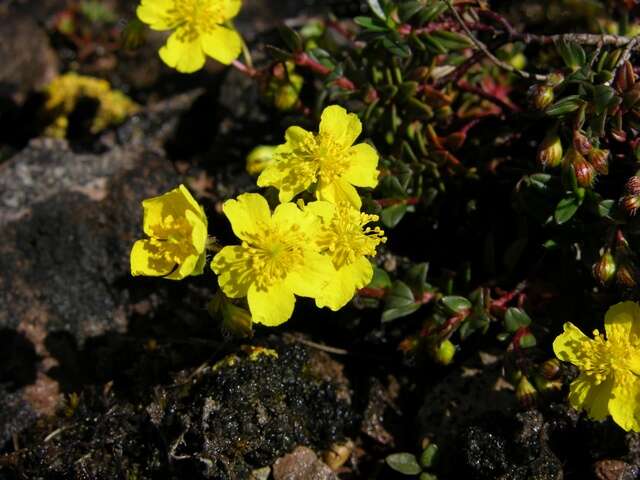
[
  {"left": 417, "top": 2, "right": 447, "bottom": 24},
  {"left": 442, "top": 296, "right": 471, "bottom": 314},
  {"left": 369, "top": 267, "right": 392, "bottom": 289},
  {"left": 383, "top": 281, "right": 419, "bottom": 322},
  {"left": 593, "top": 85, "right": 617, "bottom": 115},
  {"left": 385, "top": 453, "right": 422, "bottom": 475},
  {"left": 598, "top": 199, "right": 615, "bottom": 218},
  {"left": 368, "top": 0, "right": 387, "bottom": 20},
  {"left": 419, "top": 473, "right": 438, "bottom": 480},
  {"left": 381, "top": 204, "right": 408, "bottom": 228},
  {"left": 399, "top": 1, "right": 424, "bottom": 22},
  {"left": 278, "top": 25, "right": 302, "bottom": 52},
  {"left": 545, "top": 95, "right": 584, "bottom": 116},
  {"left": 382, "top": 303, "right": 421, "bottom": 322},
  {"left": 430, "top": 30, "right": 472, "bottom": 50},
  {"left": 556, "top": 39, "right": 586, "bottom": 69},
  {"left": 420, "top": 444, "right": 439, "bottom": 469},
  {"left": 554, "top": 194, "right": 583, "bottom": 224},
  {"left": 406, "top": 262, "right": 429, "bottom": 296},
  {"left": 354, "top": 16, "right": 389, "bottom": 32},
  {"left": 379, "top": 176, "right": 407, "bottom": 198},
  {"left": 504, "top": 307, "right": 532, "bottom": 333},
  {"left": 519, "top": 333, "right": 537, "bottom": 348}
]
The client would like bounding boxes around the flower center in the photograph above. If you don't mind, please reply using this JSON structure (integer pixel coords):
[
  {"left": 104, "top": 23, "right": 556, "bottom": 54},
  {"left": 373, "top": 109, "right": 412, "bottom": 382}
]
[
  {"left": 147, "top": 214, "right": 198, "bottom": 266},
  {"left": 577, "top": 329, "right": 640, "bottom": 383},
  {"left": 315, "top": 133, "right": 350, "bottom": 183},
  {"left": 316, "top": 203, "right": 385, "bottom": 269},
  {"left": 167, "top": 0, "right": 225, "bottom": 42},
  {"left": 241, "top": 223, "right": 307, "bottom": 290}
]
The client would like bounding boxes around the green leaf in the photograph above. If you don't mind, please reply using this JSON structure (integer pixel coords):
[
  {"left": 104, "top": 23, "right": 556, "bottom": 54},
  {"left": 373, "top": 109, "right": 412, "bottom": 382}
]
[
  {"left": 382, "top": 303, "right": 421, "bottom": 322},
  {"left": 555, "top": 39, "right": 586, "bottom": 69},
  {"left": 399, "top": 1, "right": 424, "bottom": 21},
  {"left": 519, "top": 333, "right": 537, "bottom": 348},
  {"left": 381, "top": 37, "right": 412, "bottom": 58},
  {"left": 554, "top": 194, "right": 583, "bottom": 224},
  {"left": 278, "top": 25, "right": 302, "bottom": 52},
  {"left": 598, "top": 199, "right": 615, "bottom": 218},
  {"left": 385, "top": 281, "right": 415, "bottom": 308},
  {"left": 504, "top": 307, "right": 532, "bottom": 333},
  {"left": 381, "top": 204, "right": 408, "bottom": 228},
  {"left": 368, "top": 0, "right": 387, "bottom": 21},
  {"left": 354, "top": 16, "right": 389, "bottom": 32},
  {"left": 419, "top": 473, "right": 438, "bottom": 480},
  {"left": 430, "top": 30, "right": 472, "bottom": 50},
  {"left": 406, "top": 262, "right": 429, "bottom": 296},
  {"left": 369, "top": 267, "right": 392, "bottom": 289},
  {"left": 458, "top": 312, "right": 490, "bottom": 339},
  {"left": 593, "top": 85, "right": 617, "bottom": 115},
  {"left": 379, "top": 175, "right": 407, "bottom": 198},
  {"left": 420, "top": 444, "right": 439, "bottom": 468},
  {"left": 545, "top": 95, "right": 584, "bottom": 116},
  {"left": 441, "top": 296, "right": 471, "bottom": 314},
  {"left": 385, "top": 453, "right": 422, "bottom": 475},
  {"left": 417, "top": 2, "right": 447, "bottom": 24}
]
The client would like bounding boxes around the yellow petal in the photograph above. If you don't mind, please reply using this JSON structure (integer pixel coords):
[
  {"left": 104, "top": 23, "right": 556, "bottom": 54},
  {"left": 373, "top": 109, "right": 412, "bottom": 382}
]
[
  {"left": 136, "top": 0, "right": 174, "bottom": 30},
  {"left": 342, "top": 143, "right": 379, "bottom": 188},
  {"left": 247, "top": 282, "right": 295, "bottom": 326},
  {"left": 316, "top": 177, "right": 362, "bottom": 209},
  {"left": 172, "top": 251, "right": 200, "bottom": 279},
  {"left": 568, "top": 374, "right": 614, "bottom": 421},
  {"left": 285, "top": 250, "right": 335, "bottom": 299},
  {"left": 211, "top": 246, "right": 254, "bottom": 298},
  {"left": 187, "top": 209, "right": 208, "bottom": 253},
  {"left": 552, "top": 322, "right": 591, "bottom": 366},
  {"left": 609, "top": 371, "right": 640, "bottom": 431},
  {"left": 142, "top": 184, "right": 204, "bottom": 237},
  {"left": 284, "top": 125, "right": 316, "bottom": 148},
  {"left": 159, "top": 29, "right": 206, "bottom": 73},
  {"left": 319, "top": 105, "right": 362, "bottom": 148},
  {"left": 604, "top": 301, "right": 640, "bottom": 345},
  {"left": 272, "top": 201, "right": 323, "bottom": 237},
  {"left": 222, "top": 193, "right": 271, "bottom": 242},
  {"left": 221, "top": 0, "right": 242, "bottom": 19},
  {"left": 315, "top": 257, "right": 372, "bottom": 310},
  {"left": 304, "top": 200, "right": 335, "bottom": 224},
  {"left": 130, "top": 239, "right": 178, "bottom": 278},
  {"left": 201, "top": 26, "right": 242, "bottom": 65},
  {"left": 257, "top": 149, "right": 316, "bottom": 203}
]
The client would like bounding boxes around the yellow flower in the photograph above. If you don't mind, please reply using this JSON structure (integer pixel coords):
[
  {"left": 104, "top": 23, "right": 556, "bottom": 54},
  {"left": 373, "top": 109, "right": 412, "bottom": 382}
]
[
  {"left": 131, "top": 184, "right": 208, "bottom": 280},
  {"left": 553, "top": 301, "right": 640, "bottom": 431},
  {"left": 137, "top": 0, "right": 243, "bottom": 73},
  {"left": 305, "top": 201, "right": 385, "bottom": 310},
  {"left": 211, "top": 193, "right": 334, "bottom": 327},
  {"left": 257, "top": 105, "right": 379, "bottom": 208}
]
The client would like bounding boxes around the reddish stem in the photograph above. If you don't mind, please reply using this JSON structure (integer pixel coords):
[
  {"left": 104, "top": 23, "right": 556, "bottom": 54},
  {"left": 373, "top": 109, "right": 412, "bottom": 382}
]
[
  {"left": 358, "top": 287, "right": 386, "bottom": 299},
  {"left": 374, "top": 197, "right": 420, "bottom": 208},
  {"left": 457, "top": 79, "right": 520, "bottom": 113},
  {"left": 294, "top": 52, "right": 357, "bottom": 91}
]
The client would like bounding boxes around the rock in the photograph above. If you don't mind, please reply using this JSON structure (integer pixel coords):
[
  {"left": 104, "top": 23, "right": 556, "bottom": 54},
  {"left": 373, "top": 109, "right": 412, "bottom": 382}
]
[
  {"left": 0, "top": 12, "right": 58, "bottom": 102},
  {"left": 273, "top": 446, "right": 338, "bottom": 480},
  {"left": 0, "top": 90, "right": 207, "bottom": 448},
  {"left": 594, "top": 459, "right": 639, "bottom": 480}
]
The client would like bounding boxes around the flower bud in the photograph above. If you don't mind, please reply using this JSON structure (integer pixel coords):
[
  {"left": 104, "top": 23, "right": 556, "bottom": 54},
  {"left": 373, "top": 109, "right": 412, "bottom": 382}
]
[
  {"left": 588, "top": 148, "right": 609, "bottom": 175},
  {"left": 533, "top": 375, "right": 563, "bottom": 394},
  {"left": 623, "top": 83, "right": 640, "bottom": 109},
  {"left": 621, "top": 194, "right": 640, "bottom": 216},
  {"left": 593, "top": 249, "right": 616, "bottom": 285},
  {"left": 615, "top": 60, "right": 636, "bottom": 92},
  {"left": 547, "top": 72, "right": 565, "bottom": 87},
  {"left": 529, "top": 84, "right": 554, "bottom": 110},
  {"left": 516, "top": 376, "right": 538, "bottom": 408},
  {"left": 567, "top": 148, "right": 596, "bottom": 187},
  {"left": 540, "top": 358, "right": 561, "bottom": 379},
  {"left": 625, "top": 176, "right": 640, "bottom": 195},
  {"left": 431, "top": 339, "right": 456, "bottom": 365},
  {"left": 573, "top": 131, "right": 592, "bottom": 155},
  {"left": 616, "top": 260, "right": 638, "bottom": 288},
  {"left": 246, "top": 145, "right": 277, "bottom": 176},
  {"left": 537, "top": 132, "right": 563, "bottom": 168}
]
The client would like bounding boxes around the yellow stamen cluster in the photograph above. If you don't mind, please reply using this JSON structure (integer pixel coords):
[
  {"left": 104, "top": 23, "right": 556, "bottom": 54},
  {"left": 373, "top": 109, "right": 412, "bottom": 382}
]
[{"left": 167, "top": 0, "right": 225, "bottom": 42}]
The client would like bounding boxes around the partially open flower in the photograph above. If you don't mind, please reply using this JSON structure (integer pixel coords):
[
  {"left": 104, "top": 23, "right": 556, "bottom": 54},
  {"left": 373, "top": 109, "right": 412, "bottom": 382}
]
[{"left": 131, "top": 184, "right": 208, "bottom": 280}]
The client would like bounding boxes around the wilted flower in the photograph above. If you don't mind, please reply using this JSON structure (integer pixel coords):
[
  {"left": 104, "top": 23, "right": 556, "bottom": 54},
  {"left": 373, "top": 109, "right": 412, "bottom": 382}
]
[
  {"left": 553, "top": 301, "right": 640, "bottom": 431},
  {"left": 258, "top": 105, "right": 379, "bottom": 208},
  {"left": 137, "top": 0, "right": 243, "bottom": 73},
  {"left": 131, "top": 184, "right": 208, "bottom": 279}
]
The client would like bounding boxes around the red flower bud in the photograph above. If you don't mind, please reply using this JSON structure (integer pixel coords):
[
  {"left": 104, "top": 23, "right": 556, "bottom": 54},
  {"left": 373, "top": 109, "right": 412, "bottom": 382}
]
[
  {"left": 626, "top": 176, "right": 640, "bottom": 195},
  {"left": 588, "top": 148, "right": 609, "bottom": 175},
  {"left": 567, "top": 148, "right": 596, "bottom": 187},
  {"left": 621, "top": 195, "right": 640, "bottom": 216},
  {"left": 573, "top": 131, "right": 592, "bottom": 155}
]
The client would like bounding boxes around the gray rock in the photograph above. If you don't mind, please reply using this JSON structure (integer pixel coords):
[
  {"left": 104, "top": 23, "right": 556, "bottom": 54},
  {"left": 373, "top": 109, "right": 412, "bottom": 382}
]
[{"left": 273, "top": 446, "right": 338, "bottom": 480}]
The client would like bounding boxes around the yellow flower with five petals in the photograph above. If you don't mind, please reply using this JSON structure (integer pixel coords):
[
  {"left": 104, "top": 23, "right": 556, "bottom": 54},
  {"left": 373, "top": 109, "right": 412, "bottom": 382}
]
[
  {"left": 131, "top": 184, "right": 208, "bottom": 280},
  {"left": 211, "top": 193, "right": 334, "bottom": 327},
  {"left": 305, "top": 201, "right": 386, "bottom": 310},
  {"left": 137, "top": 0, "right": 243, "bottom": 73},
  {"left": 553, "top": 301, "right": 640, "bottom": 431},
  {"left": 257, "top": 105, "right": 379, "bottom": 208}
]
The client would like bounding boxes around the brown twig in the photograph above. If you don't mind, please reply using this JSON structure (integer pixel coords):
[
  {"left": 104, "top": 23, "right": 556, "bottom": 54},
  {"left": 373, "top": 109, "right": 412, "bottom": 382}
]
[
  {"left": 443, "top": 0, "right": 549, "bottom": 81},
  {"left": 294, "top": 52, "right": 357, "bottom": 91}
]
